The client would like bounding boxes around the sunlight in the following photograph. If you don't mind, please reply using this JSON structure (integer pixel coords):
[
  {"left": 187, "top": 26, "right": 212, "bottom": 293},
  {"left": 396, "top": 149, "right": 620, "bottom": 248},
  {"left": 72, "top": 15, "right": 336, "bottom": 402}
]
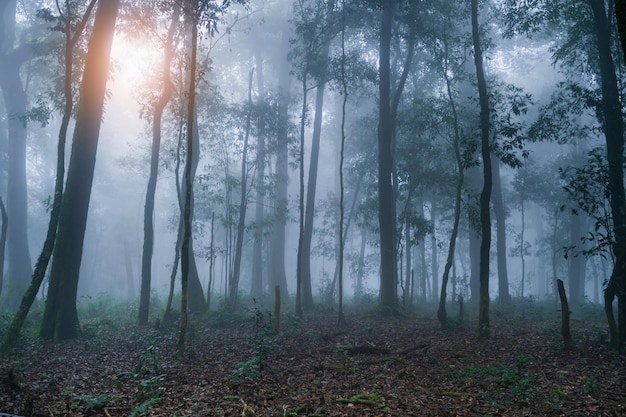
[{"left": 110, "top": 32, "right": 160, "bottom": 87}]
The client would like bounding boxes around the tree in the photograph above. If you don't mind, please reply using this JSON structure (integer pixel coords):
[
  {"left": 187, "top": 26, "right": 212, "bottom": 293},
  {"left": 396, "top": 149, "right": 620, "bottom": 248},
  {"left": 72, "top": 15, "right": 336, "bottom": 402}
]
[
  {"left": 138, "top": 1, "right": 180, "bottom": 326},
  {"left": 0, "top": 0, "right": 34, "bottom": 310},
  {"left": 40, "top": 0, "right": 120, "bottom": 341},
  {"left": 505, "top": 0, "right": 626, "bottom": 349},
  {"left": 0, "top": 0, "right": 97, "bottom": 354},
  {"left": 227, "top": 67, "right": 254, "bottom": 311},
  {"left": 471, "top": 0, "right": 492, "bottom": 339}
]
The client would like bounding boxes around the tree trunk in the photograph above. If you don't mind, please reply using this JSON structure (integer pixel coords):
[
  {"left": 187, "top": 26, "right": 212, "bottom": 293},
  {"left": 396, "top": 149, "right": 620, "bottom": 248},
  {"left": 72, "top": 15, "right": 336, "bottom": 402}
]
[
  {"left": 0, "top": 0, "right": 96, "bottom": 354},
  {"left": 228, "top": 68, "right": 254, "bottom": 311},
  {"left": 588, "top": 0, "right": 626, "bottom": 350},
  {"left": 377, "top": 0, "right": 397, "bottom": 312},
  {"left": 301, "top": 80, "right": 327, "bottom": 312},
  {"left": 0, "top": 0, "right": 32, "bottom": 311},
  {"left": 472, "top": 0, "right": 492, "bottom": 339},
  {"left": 491, "top": 156, "right": 510, "bottom": 303},
  {"left": 431, "top": 203, "right": 439, "bottom": 304},
  {"left": 40, "top": 0, "right": 120, "bottom": 341},
  {"left": 251, "top": 51, "right": 266, "bottom": 299},
  {"left": 138, "top": 2, "right": 179, "bottom": 326},
  {"left": 438, "top": 59, "right": 464, "bottom": 326},
  {"left": 178, "top": 4, "right": 199, "bottom": 355}
]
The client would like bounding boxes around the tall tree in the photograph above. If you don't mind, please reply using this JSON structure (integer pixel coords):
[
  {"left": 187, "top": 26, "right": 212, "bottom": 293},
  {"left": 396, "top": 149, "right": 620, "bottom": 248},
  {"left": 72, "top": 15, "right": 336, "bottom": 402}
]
[
  {"left": 0, "top": 0, "right": 97, "bottom": 354},
  {"left": 40, "top": 0, "right": 120, "bottom": 341},
  {"left": 471, "top": 0, "right": 492, "bottom": 339},
  {"left": 138, "top": 2, "right": 180, "bottom": 326},
  {"left": 491, "top": 156, "right": 510, "bottom": 303},
  {"left": 227, "top": 67, "right": 254, "bottom": 311},
  {"left": 377, "top": 0, "right": 397, "bottom": 312},
  {"left": 0, "top": 0, "right": 33, "bottom": 310},
  {"left": 506, "top": 0, "right": 626, "bottom": 349}
]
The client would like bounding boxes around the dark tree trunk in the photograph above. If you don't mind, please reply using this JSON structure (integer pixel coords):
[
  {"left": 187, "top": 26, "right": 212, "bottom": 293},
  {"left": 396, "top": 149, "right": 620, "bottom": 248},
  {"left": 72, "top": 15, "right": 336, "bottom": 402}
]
[
  {"left": 301, "top": 80, "right": 327, "bottom": 312},
  {"left": 0, "top": 0, "right": 96, "bottom": 355},
  {"left": 438, "top": 59, "right": 464, "bottom": 326},
  {"left": 40, "top": 0, "right": 120, "bottom": 341},
  {"left": 472, "top": 0, "right": 492, "bottom": 339},
  {"left": 491, "top": 157, "right": 510, "bottom": 303},
  {"left": 138, "top": 3, "right": 179, "bottom": 326},
  {"left": 588, "top": 0, "right": 626, "bottom": 349},
  {"left": 178, "top": 4, "right": 199, "bottom": 356},
  {"left": 0, "top": 0, "right": 32, "bottom": 311},
  {"left": 466, "top": 167, "right": 481, "bottom": 305},
  {"left": 377, "top": 0, "right": 397, "bottom": 312},
  {"left": 431, "top": 203, "right": 439, "bottom": 304}
]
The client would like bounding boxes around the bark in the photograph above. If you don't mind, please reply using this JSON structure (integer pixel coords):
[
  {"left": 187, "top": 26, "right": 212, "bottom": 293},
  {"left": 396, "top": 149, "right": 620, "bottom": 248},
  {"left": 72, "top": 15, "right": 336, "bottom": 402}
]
[
  {"left": 438, "top": 61, "right": 465, "bottom": 327},
  {"left": 0, "top": 0, "right": 96, "bottom": 354},
  {"left": 377, "top": 0, "right": 397, "bottom": 312},
  {"left": 588, "top": 0, "right": 626, "bottom": 350},
  {"left": 251, "top": 51, "right": 266, "bottom": 299},
  {"left": 0, "top": 0, "right": 32, "bottom": 311},
  {"left": 40, "top": 0, "right": 120, "bottom": 341},
  {"left": 178, "top": 6, "right": 198, "bottom": 356},
  {"left": 228, "top": 68, "right": 254, "bottom": 311},
  {"left": 301, "top": 79, "right": 327, "bottom": 312},
  {"left": 491, "top": 157, "right": 510, "bottom": 303},
  {"left": 139, "top": 2, "right": 179, "bottom": 326},
  {"left": 431, "top": 204, "right": 439, "bottom": 304},
  {"left": 557, "top": 279, "right": 573, "bottom": 349},
  {"left": 472, "top": 0, "right": 492, "bottom": 339}
]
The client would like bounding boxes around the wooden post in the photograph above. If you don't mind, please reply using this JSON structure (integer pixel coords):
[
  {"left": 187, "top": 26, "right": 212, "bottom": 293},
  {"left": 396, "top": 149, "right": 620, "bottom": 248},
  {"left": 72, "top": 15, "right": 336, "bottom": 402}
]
[
  {"left": 274, "top": 285, "right": 281, "bottom": 334},
  {"left": 557, "top": 279, "right": 572, "bottom": 349}
]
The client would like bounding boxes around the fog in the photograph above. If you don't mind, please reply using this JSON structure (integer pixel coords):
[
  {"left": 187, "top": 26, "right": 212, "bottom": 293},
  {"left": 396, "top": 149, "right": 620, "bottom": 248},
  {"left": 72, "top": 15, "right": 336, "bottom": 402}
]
[{"left": 0, "top": 0, "right": 619, "bottom": 322}]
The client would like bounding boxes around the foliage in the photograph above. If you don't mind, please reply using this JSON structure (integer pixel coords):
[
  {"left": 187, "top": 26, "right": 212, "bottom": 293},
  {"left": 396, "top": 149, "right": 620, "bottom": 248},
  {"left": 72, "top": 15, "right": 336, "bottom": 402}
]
[{"left": 560, "top": 147, "right": 613, "bottom": 259}]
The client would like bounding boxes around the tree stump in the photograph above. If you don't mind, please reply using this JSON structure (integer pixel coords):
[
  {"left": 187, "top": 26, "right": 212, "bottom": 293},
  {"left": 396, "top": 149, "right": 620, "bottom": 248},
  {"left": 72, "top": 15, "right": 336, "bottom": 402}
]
[{"left": 557, "top": 279, "right": 572, "bottom": 349}]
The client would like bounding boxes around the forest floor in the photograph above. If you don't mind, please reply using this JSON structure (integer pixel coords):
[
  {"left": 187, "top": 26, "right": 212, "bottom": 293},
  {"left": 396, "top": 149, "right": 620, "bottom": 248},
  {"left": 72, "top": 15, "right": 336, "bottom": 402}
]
[{"left": 0, "top": 301, "right": 625, "bottom": 417}]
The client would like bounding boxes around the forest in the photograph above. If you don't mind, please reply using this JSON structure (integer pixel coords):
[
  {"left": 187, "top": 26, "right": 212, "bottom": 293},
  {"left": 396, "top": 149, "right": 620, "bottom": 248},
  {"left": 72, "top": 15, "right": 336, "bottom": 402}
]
[{"left": 0, "top": 0, "right": 626, "bottom": 415}]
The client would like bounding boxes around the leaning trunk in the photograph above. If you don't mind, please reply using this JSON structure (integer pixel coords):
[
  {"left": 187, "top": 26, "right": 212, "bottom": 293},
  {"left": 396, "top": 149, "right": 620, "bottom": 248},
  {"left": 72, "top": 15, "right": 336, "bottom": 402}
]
[{"left": 40, "top": 0, "right": 120, "bottom": 341}]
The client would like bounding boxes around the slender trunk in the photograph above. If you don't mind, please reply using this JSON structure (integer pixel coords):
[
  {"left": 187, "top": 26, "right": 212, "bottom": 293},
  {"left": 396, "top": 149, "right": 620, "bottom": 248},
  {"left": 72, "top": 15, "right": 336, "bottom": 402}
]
[
  {"left": 251, "top": 51, "right": 266, "bottom": 298},
  {"left": 301, "top": 79, "right": 327, "bottom": 311},
  {"left": 472, "top": 0, "right": 492, "bottom": 339},
  {"left": 438, "top": 59, "right": 464, "bottom": 326},
  {"left": 0, "top": 0, "right": 32, "bottom": 310},
  {"left": 337, "top": 0, "right": 347, "bottom": 325},
  {"left": 139, "top": 3, "right": 179, "bottom": 325},
  {"left": 431, "top": 203, "right": 438, "bottom": 304},
  {"left": 491, "top": 156, "right": 509, "bottom": 303},
  {"left": 40, "top": 0, "right": 119, "bottom": 341},
  {"left": 178, "top": 9, "right": 198, "bottom": 355},
  {"left": 520, "top": 190, "right": 526, "bottom": 298},
  {"left": 228, "top": 68, "right": 254, "bottom": 311}
]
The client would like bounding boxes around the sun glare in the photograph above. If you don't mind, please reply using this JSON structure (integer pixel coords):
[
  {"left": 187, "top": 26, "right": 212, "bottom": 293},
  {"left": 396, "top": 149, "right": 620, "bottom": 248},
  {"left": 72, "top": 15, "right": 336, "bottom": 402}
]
[{"left": 110, "top": 33, "right": 160, "bottom": 86}]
